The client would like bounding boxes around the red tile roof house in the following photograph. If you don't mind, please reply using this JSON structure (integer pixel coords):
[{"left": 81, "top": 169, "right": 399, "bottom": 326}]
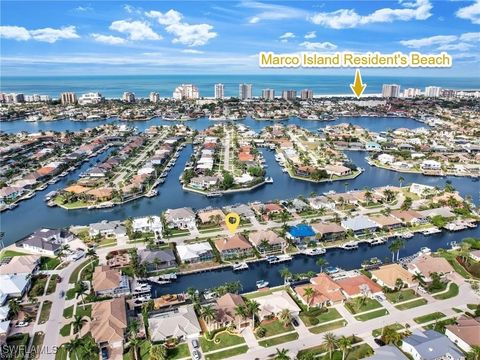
[
  {"left": 335, "top": 274, "right": 383, "bottom": 299},
  {"left": 214, "top": 234, "right": 253, "bottom": 260},
  {"left": 445, "top": 316, "right": 480, "bottom": 353},
  {"left": 207, "top": 293, "right": 253, "bottom": 331},
  {"left": 294, "top": 273, "right": 346, "bottom": 308},
  {"left": 252, "top": 202, "right": 283, "bottom": 221}
]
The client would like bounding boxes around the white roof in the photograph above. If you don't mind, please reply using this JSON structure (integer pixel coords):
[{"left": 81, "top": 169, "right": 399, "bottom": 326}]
[
  {"left": 255, "top": 290, "right": 300, "bottom": 318},
  {"left": 132, "top": 216, "right": 162, "bottom": 229},
  {"left": 0, "top": 274, "right": 29, "bottom": 296},
  {"left": 148, "top": 304, "right": 201, "bottom": 341},
  {"left": 0, "top": 305, "right": 9, "bottom": 321},
  {"left": 0, "top": 320, "right": 10, "bottom": 334},
  {"left": 176, "top": 242, "right": 212, "bottom": 261}
]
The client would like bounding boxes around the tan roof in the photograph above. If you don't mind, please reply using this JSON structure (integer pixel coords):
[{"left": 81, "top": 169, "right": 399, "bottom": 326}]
[
  {"left": 92, "top": 265, "right": 121, "bottom": 292},
  {"left": 64, "top": 184, "right": 89, "bottom": 194},
  {"left": 335, "top": 274, "right": 382, "bottom": 296},
  {"left": 197, "top": 209, "right": 225, "bottom": 224},
  {"left": 86, "top": 187, "right": 113, "bottom": 199},
  {"left": 0, "top": 255, "right": 40, "bottom": 275},
  {"left": 408, "top": 254, "right": 454, "bottom": 276},
  {"left": 311, "top": 222, "right": 345, "bottom": 235},
  {"left": 215, "top": 293, "right": 246, "bottom": 324},
  {"left": 248, "top": 230, "right": 285, "bottom": 246},
  {"left": 215, "top": 234, "right": 252, "bottom": 252},
  {"left": 371, "top": 264, "right": 416, "bottom": 288},
  {"left": 446, "top": 316, "right": 480, "bottom": 347},
  {"left": 90, "top": 297, "right": 127, "bottom": 345},
  {"left": 391, "top": 210, "right": 424, "bottom": 222},
  {"left": 369, "top": 215, "right": 402, "bottom": 227}
]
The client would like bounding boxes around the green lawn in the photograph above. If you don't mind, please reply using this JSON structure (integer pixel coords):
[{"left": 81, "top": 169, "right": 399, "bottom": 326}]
[
  {"left": 63, "top": 305, "right": 74, "bottom": 319},
  {"left": 433, "top": 283, "right": 459, "bottom": 300},
  {"left": 255, "top": 320, "right": 294, "bottom": 339},
  {"left": 0, "top": 250, "right": 27, "bottom": 259},
  {"left": 45, "top": 274, "right": 59, "bottom": 295},
  {"left": 200, "top": 332, "right": 246, "bottom": 352},
  {"left": 76, "top": 304, "right": 92, "bottom": 318},
  {"left": 300, "top": 307, "right": 342, "bottom": 327},
  {"left": 167, "top": 343, "right": 191, "bottom": 360},
  {"left": 258, "top": 332, "right": 298, "bottom": 347},
  {"left": 123, "top": 340, "right": 150, "bottom": 360},
  {"left": 423, "top": 318, "right": 458, "bottom": 333},
  {"left": 65, "top": 288, "right": 76, "bottom": 300},
  {"left": 205, "top": 345, "right": 248, "bottom": 360},
  {"left": 6, "top": 333, "right": 30, "bottom": 360},
  {"left": 55, "top": 334, "right": 97, "bottom": 360},
  {"left": 29, "top": 332, "right": 45, "bottom": 360},
  {"left": 28, "top": 275, "right": 49, "bottom": 297},
  {"left": 395, "top": 298, "right": 428, "bottom": 310},
  {"left": 69, "top": 259, "right": 94, "bottom": 283},
  {"left": 372, "top": 323, "right": 405, "bottom": 337},
  {"left": 344, "top": 298, "right": 382, "bottom": 314},
  {"left": 39, "top": 257, "right": 61, "bottom": 270},
  {"left": 438, "top": 252, "right": 472, "bottom": 279},
  {"left": 38, "top": 301, "right": 52, "bottom": 324},
  {"left": 320, "top": 344, "right": 374, "bottom": 360},
  {"left": 355, "top": 309, "right": 389, "bottom": 321},
  {"left": 309, "top": 319, "right": 347, "bottom": 334},
  {"left": 414, "top": 312, "right": 446, "bottom": 324},
  {"left": 59, "top": 323, "right": 71, "bottom": 337},
  {"left": 385, "top": 289, "right": 420, "bottom": 304}
]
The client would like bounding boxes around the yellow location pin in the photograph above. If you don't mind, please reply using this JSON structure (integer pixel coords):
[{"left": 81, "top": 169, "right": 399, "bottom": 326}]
[{"left": 225, "top": 213, "right": 240, "bottom": 233}]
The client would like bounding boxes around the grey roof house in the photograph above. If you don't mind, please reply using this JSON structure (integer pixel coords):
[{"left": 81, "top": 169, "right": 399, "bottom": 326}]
[
  {"left": 16, "top": 228, "right": 73, "bottom": 256},
  {"left": 401, "top": 330, "right": 465, "bottom": 360},
  {"left": 138, "top": 249, "right": 177, "bottom": 271},
  {"left": 341, "top": 215, "right": 379, "bottom": 234}
]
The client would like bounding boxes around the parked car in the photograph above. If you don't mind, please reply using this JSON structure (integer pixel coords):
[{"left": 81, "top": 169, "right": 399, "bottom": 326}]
[
  {"left": 101, "top": 347, "right": 108, "bottom": 360},
  {"left": 292, "top": 318, "right": 299, "bottom": 327},
  {"left": 192, "top": 339, "right": 199, "bottom": 349},
  {"left": 193, "top": 350, "right": 201, "bottom": 360},
  {"left": 15, "top": 321, "right": 29, "bottom": 328},
  {"left": 374, "top": 338, "right": 386, "bottom": 347}
]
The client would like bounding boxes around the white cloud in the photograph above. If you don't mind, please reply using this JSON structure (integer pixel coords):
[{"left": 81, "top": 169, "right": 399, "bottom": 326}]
[
  {"left": 400, "top": 35, "right": 457, "bottom": 48},
  {"left": 460, "top": 32, "right": 480, "bottom": 42},
  {"left": 0, "top": 25, "right": 79, "bottom": 43},
  {"left": 182, "top": 49, "right": 204, "bottom": 54},
  {"left": 146, "top": 10, "right": 216, "bottom": 46},
  {"left": 309, "top": 0, "right": 432, "bottom": 29},
  {"left": 279, "top": 32, "right": 295, "bottom": 42},
  {"left": 456, "top": 0, "right": 480, "bottom": 24},
  {"left": 304, "top": 31, "right": 316, "bottom": 39},
  {"left": 240, "top": 1, "right": 308, "bottom": 23},
  {"left": 0, "top": 26, "right": 31, "bottom": 41},
  {"left": 91, "top": 33, "right": 127, "bottom": 45},
  {"left": 74, "top": 6, "right": 93, "bottom": 12},
  {"left": 110, "top": 20, "right": 161, "bottom": 41},
  {"left": 300, "top": 41, "right": 337, "bottom": 50},
  {"left": 438, "top": 43, "right": 473, "bottom": 51}
]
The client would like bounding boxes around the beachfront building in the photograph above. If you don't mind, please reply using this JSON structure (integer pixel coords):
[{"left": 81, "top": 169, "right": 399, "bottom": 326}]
[
  {"left": 239, "top": 84, "right": 252, "bottom": 100},
  {"left": 262, "top": 89, "right": 275, "bottom": 100},
  {"left": 382, "top": 84, "right": 400, "bottom": 98},
  {"left": 78, "top": 92, "right": 103, "bottom": 105},
  {"left": 173, "top": 84, "right": 199, "bottom": 100},
  {"left": 214, "top": 83, "right": 224, "bottom": 99}
]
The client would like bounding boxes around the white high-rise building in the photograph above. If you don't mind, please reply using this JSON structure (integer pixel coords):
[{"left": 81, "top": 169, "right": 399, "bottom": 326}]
[
  {"left": 25, "top": 94, "right": 51, "bottom": 102},
  {"left": 173, "top": 84, "right": 199, "bottom": 100},
  {"left": 261, "top": 89, "right": 275, "bottom": 100},
  {"left": 424, "top": 86, "right": 442, "bottom": 98},
  {"left": 149, "top": 92, "right": 160, "bottom": 103},
  {"left": 382, "top": 84, "right": 401, "bottom": 98},
  {"left": 214, "top": 84, "right": 224, "bottom": 99},
  {"left": 78, "top": 92, "right": 103, "bottom": 105},
  {"left": 282, "top": 90, "right": 297, "bottom": 101},
  {"left": 403, "top": 88, "right": 421, "bottom": 98},
  {"left": 300, "top": 89, "right": 313, "bottom": 100},
  {"left": 239, "top": 84, "right": 252, "bottom": 100},
  {"left": 60, "top": 92, "right": 77, "bottom": 105},
  {"left": 122, "top": 92, "right": 136, "bottom": 103}
]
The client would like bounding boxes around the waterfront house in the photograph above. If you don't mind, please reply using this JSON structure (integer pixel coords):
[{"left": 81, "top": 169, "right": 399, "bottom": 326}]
[
  {"left": 289, "top": 198, "right": 309, "bottom": 212},
  {"left": 214, "top": 234, "right": 253, "bottom": 259},
  {"left": 391, "top": 210, "right": 426, "bottom": 225},
  {"left": 341, "top": 215, "right": 379, "bottom": 235},
  {"left": 0, "top": 186, "right": 23, "bottom": 204},
  {"left": 311, "top": 222, "right": 345, "bottom": 241},
  {"left": 165, "top": 207, "right": 196, "bottom": 230},
  {"left": 223, "top": 204, "right": 255, "bottom": 218},
  {"left": 445, "top": 316, "right": 480, "bottom": 353},
  {"left": 369, "top": 215, "right": 403, "bottom": 230},
  {"left": 307, "top": 196, "right": 335, "bottom": 210},
  {"left": 325, "top": 164, "right": 352, "bottom": 177},
  {"left": 295, "top": 273, "right": 345, "bottom": 308},
  {"left": 89, "top": 297, "right": 127, "bottom": 360},
  {"left": 365, "top": 142, "right": 381, "bottom": 151},
  {"left": 409, "top": 183, "right": 436, "bottom": 196},
  {"left": 176, "top": 242, "right": 214, "bottom": 263},
  {"left": 401, "top": 330, "right": 464, "bottom": 360},
  {"left": 407, "top": 254, "right": 454, "bottom": 282},
  {"left": 148, "top": 304, "right": 201, "bottom": 342},
  {"left": 421, "top": 159, "right": 442, "bottom": 171},
  {"left": 287, "top": 224, "right": 316, "bottom": 243},
  {"left": 377, "top": 153, "right": 395, "bottom": 164},
  {"left": 371, "top": 264, "right": 416, "bottom": 290},
  {"left": 255, "top": 290, "right": 300, "bottom": 321},
  {"left": 0, "top": 255, "right": 40, "bottom": 276},
  {"left": 335, "top": 274, "right": 383, "bottom": 299},
  {"left": 86, "top": 187, "right": 113, "bottom": 202},
  {"left": 16, "top": 228, "right": 74, "bottom": 256},
  {"left": 138, "top": 249, "right": 177, "bottom": 271},
  {"left": 418, "top": 206, "right": 456, "bottom": 219},
  {"left": 248, "top": 230, "right": 286, "bottom": 254},
  {"left": 208, "top": 293, "right": 252, "bottom": 331},
  {"left": 92, "top": 265, "right": 130, "bottom": 297},
  {"left": 197, "top": 209, "right": 225, "bottom": 225},
  {"left": 89, "top": 221, "right": 127, "bottom": 239},
  {"left": 251, "top": 202, "right": 283, "bottom": 220},
  {"left": 190, "top": 176, "right": 219, "bottom": 190},
  {"left": 132, "top": 216, "right": 163, "bottom": 235}
]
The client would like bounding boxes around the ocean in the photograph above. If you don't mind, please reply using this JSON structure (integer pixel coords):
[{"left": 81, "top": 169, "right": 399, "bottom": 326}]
[{"left": 1, "top": 75, "right": 479, "bottom": 99}]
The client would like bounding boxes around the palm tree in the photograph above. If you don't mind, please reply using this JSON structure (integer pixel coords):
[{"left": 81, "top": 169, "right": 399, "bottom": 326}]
[
  {"left": 81, "top": 337, "right": 98, "bottom": 358},
  {"left": 234, "top": 304, "right": 248, "bottom": 328},
  {"left": 381, "top": 325, "right": 403, "bottom": 345},
  {"left": 74, "top": 281, "right": 88, "bottom": 304},
  {"left": 316, "top": 257, "right": 328, "bottom": 273},
  {"left": 274, "top": 348, "right": 290, "bottom": 360},
  {"left": 246, "top": 300, "right": 260, "bottom": 329},
  {"left": 129, "top": 337, "right": 141, "bottom": 360},
  {"left": 395, "top": 239, "right": 405, "bottom": 261},
  {"left": 201, "top": 305, "right": 217, "bottom": 328},
  {"left": 388, "top": 240, "right": 400, "bottom": 263},
  {"left": 413, "top": 272, "right": 426, "bottom": 294},
  {"left": 303, "top": 287, "right": 316, "bottom": 310},
  {"left": 338, "top": 336, "right": 352, "bottom": 360},
  {"left": 64, "top": 336, "right": 82, "bottom": 360},
  {"left": 279, "top": 267, "right": 292, "bottom": 285},
  {"left": 85, "top": 247, "right": 97, "bottom": 269},
  {"left": 467, "top": 345, "right": 480, "bottom": 360},
  {"left": 149, "top": 344, "right": 167, "bottom": 360},
  {"left": 398, "top": 176, "right": 405, "bottom": 188},
  {"left": 71, "top": 314, "right": 87, "bottom": 334},
  {"left": 8, "top": 299, "right": 21, "bottom": 317},
  {"left": 279, "top": 210, "right": 290, "bottom": 225},
  {"left": 323, "top": 332, "right": 338, "bottom": 360},
  {"left": 128, "top": 319, "right": 140, "bottom": 339},
  {"left": 278, "top": 309, "right": 292, "bottom": 328},
  {"left": 355, "top": 296, "right": 367, "bottom": 310}
]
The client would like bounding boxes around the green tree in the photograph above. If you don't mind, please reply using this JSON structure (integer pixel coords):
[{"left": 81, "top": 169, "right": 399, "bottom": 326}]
[
  {"left": 323, "top": 332, "right": 338, "bottom": 360},
  {"left": 64, "top": 336, "right": 82, "bottom": 360},
  {"left": 149, "top": 344, "right": 167, "bottom": 360},
  {"left": 338, "top": 336, "right": 352, "bottom": 360},
  {"left": 71, "top": 314, "right": 87, "bottom": 334},
  {"left": 274, "top": 348, "right": 290, "bottom": 360},
  {"left": 316, "top": 257, "right": 328, "bottom": 273}
]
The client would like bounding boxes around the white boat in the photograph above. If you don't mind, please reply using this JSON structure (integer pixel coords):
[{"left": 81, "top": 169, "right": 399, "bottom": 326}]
[
  {"left": 256, "top": 280, "right": 269, "bottom": 289},
  {"left": 206, "top": 192, "right": 223, "bottom": 198},
  {"left": 232, "top": 262, "right": 249, "bottom": 271},
  {"left": 341, "top": 242, "right": 359, "bottom": 250},
  {"left": 135, "top": 294, "right": 152, "bottom": 302},
  {"left": 369, "top": 238, "right": 385, "bottom": 246},
  {"left": 401, "top": 232, "right": 414, "bottom": 239},
  {"left": 303, "top": 248, "right": 326, "bottom": 255},
  {"left": 25, "top": 115, "right": 41, "bottom": 122},
  {"left": 134, "top": 283, "right": 152, "bottom": 292},
  {"left": 264, "top": 177, "right": 273, "bottom": 184},
  {"left": 419, "top": 247, "right": 431, "bottom": 254},
  {"left": 422, "top": 228, "right": 442, "bottom": 235}
]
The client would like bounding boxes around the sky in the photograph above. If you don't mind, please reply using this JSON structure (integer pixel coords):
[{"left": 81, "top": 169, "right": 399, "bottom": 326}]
[{"left": 0, "top": 0, "right": 479, "bottom": 76}]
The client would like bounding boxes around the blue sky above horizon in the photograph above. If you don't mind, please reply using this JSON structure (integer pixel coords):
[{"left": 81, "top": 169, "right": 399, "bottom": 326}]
[{"left": 1, "top": 0, "right": 479, "bottom": 77}]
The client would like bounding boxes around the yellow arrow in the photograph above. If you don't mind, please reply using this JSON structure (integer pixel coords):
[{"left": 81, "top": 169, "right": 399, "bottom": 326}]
[{"left": 350, "top": 69, "right": 367, "bottom": 99}]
